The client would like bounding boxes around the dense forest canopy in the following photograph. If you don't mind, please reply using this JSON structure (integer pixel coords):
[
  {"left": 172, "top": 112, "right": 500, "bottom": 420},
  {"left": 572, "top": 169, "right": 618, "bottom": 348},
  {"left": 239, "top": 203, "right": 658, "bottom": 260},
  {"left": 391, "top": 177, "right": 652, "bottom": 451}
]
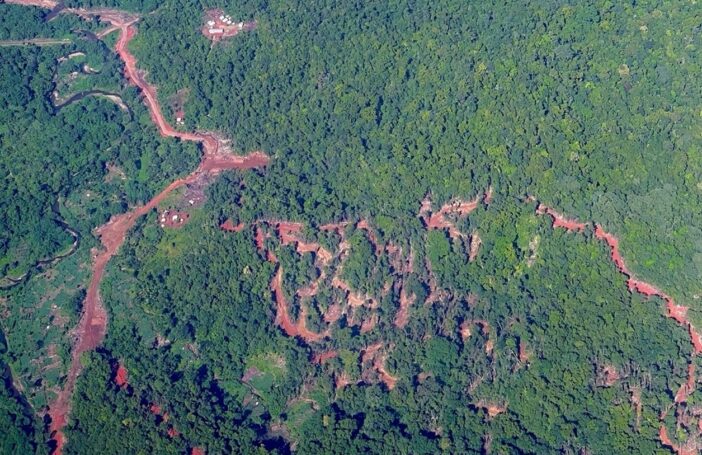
[{"left": 1, "top": 0, "right": 702, "bottom": 454}]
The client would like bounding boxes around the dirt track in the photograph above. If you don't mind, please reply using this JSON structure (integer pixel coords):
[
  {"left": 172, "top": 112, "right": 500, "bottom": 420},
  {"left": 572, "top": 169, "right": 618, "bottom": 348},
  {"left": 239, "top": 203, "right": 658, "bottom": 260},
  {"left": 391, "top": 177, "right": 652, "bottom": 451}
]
[
  {"left": 10, "top": 0, "right": 699, "bottom": 452},
  {"left": 536, "top": 202, "right": 702, "bottom": 454},
  {"left": 4, "top": 6, "right": 269, "bottom": 454}
]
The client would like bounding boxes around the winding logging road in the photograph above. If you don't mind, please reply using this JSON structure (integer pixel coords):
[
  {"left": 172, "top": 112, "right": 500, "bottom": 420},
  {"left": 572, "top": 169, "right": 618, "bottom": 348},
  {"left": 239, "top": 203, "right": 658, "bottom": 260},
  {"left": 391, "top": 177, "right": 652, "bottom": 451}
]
[
  {"left": 5, "top": 0, "right": 699, "bottom": 454},
  {"left": 6, "top": 1, "right": 268, "bottom": 453}
]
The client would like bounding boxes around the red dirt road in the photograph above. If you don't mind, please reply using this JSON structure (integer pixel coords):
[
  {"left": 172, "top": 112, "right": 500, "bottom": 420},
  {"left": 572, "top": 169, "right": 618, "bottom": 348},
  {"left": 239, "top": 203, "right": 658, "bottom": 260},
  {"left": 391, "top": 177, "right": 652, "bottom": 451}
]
[
  {"left": 536, "top": 203, "right": 702, "bottom": 453},
  {"left": 419, "top": 195, "right": 481, "bottom": 239},
  {"left": 220, "top": 219, "right": 245, "bottom": 232},
  {"left": 535, "top": 203, "right": 587, "bottom": 233},
  {"left": 271, "top": 268, "right": 329, "bottom": 343},
  {"left": 19, "top": 8, "right": 270, "bottom": 454}
]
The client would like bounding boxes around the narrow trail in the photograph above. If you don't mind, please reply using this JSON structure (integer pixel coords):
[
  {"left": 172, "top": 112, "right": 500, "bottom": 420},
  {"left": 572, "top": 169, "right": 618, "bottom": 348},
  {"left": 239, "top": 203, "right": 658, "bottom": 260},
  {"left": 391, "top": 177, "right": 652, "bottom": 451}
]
[
  {"left": 536, "top": 202, "right": 701, "bottom": 454},
  {"left": 9, "top": 0, "right": 698, "bottom": 452},
  {"left": 4, "top": 3, "right": 269, "bottom": 453}
]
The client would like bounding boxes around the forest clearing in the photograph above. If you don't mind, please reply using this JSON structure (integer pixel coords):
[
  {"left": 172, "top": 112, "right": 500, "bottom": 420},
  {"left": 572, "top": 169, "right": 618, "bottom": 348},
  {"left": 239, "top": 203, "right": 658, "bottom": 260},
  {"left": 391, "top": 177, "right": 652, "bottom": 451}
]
[{"left": 3, "top": 1, "right": 702, "bottom": 453}]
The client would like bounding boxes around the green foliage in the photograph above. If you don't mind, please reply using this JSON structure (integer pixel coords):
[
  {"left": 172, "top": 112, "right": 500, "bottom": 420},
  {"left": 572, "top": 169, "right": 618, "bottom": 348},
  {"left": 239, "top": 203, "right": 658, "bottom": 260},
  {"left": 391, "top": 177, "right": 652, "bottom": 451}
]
[{"left": 2, "top": 1, "right": 702, "bottom": 454}]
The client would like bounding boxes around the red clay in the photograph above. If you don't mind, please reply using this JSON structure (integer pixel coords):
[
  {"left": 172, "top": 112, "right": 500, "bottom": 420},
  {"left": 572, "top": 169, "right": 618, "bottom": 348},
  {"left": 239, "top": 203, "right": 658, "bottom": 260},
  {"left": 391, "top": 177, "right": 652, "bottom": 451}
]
[
  {"left": 266, "top": 250, "right": 278, "bottom": 264},
  {"left": 690, "top": 326, "right": 702, "bottom": 355},
  {"left": 322, "top": 303, "right": 342, "bottom": 324},
  {"left": 393, "top": 283, "right": 416, "bottom": 329},
  {"left": 535, "top": 204, "right": 587, "bottom": 232},
  {"left": 420, "top": 195, "right": 481, "bottom": 239},
  {"left": 271, "top": 268, "right": 328, "bottom": 343},
  {"left": 335, "top": 372, "right": 352, "bottom": 390},
  {"left": 627, "top": 278, "right": 666, "bottom": 297},
  {"left": 254, "top": 225, "right": 267, "bottom": 251},
  {"left": 483, "top": 186, "right": 494, "bottom": 205},
  {"left": 297, "top": 280, "right": 320, "bottom": 299},
  {"left": 276, "top": 222, "right": 304, "bottom": 245},
  {"left": 659, "top": 426, "right": 699, "bottom": 455},
  {"left": 357, "top": 219, "right": 382, "bottom": 254},
  {"left": 594, "top": 224, "right": 629, "bottom": 273},
  {"left": 675, "top": 363, "right": 696, "bottom": 404},
  {"left": 375, "top": 356, "right": 397, "bottom": 390},
  {"left": 312, "top": 351, "right": 338, "bottom": 364},
  {"left": 474, "top": 400, "right": 507, "bottom": 419},
  {"left": 361, "top": 343, "right": 397, "bottom": 390},
  {"left": 459, "top": 321, "right": 472, "bottom": 340},
  {"left": 114, "top": 363, "right": 128, "bottom": 388},
  {"left": 220, "top": 219, "right": 245, "bottom": 232},
  {"left": 537, "top": 204, "right": 702, "bottom": 452},
  {"left": 319, "top": 221, "right": 349, "bottom": 234},
  {"left": 600, "top": 364, "right": 620, "bottom": 387},
  {"left": 17, "top": 8, "right": 271, "bottom": 452},
  {"left": 361, "top": 343, "right": 383, "bottom": 363},
  {"left": 667, "top": 301, "right": 689, "bottom": 325}
]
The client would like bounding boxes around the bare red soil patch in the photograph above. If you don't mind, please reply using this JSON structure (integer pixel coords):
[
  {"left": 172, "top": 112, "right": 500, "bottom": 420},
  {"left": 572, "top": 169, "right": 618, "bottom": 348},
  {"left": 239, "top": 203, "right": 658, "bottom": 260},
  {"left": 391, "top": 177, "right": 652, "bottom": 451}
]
[
  {"left": 114, "top": 363, "right": 128, "bottom": 388},
  {"left": 277, "top": 221, "right": 304, "bottom": 245},
  {"left": 322, "top": 303, "right": 342, "bottom": 324},
  {"left": 312, "top": 351, "right": 338, "bottom": 365},
  {"left": 319, "top": 221, "right": 349, "bottom": 234},
  {"left": 361, "top": 343, "right": 397, "bottom": 390},
  {"left": 419, "top": 195, "right": 481, "bottom": 239},
  {"left": 459, "top": 321, "right": 472, "bottom": 341},
  {"left": 518, "top": 338, "right": 531, "bottom": 364},
  {"left": 690, "top": 326, "right": 702, "bottom": 355},
  {"left": 254, "top": 225, "right": 267, "bottom": 251},
  {"left": 357, "top": 219, "right": 382, "bottom": 254},
  {"left": 297, "top": 279, "right": 321, "bottom": 299},
  {"left": 5, "top": 7, "right": 271, "bottom": 452},
  {"left": 627, "top": 278, "right": 665, "bottom": 297},
  {"left": 597, "top": 364, "right": 620, "bottom": 387},
  {"left": 535, "top": 203, "right": 587, "bottom": 232},
  {"left": 331, "top": 275, "right": 351, "bottom": 293},
  {"left": 675, "top": 363, "right": 696, "bottom": 404},
  {"left": 483, "top": 186, "right": 494, "bottom": 205},
  {"left": 220, "top": 219, "right": 245, "bottom": 232},
  {"left": 191, "top": 447, "right": 205, "bottom": 455},
  {"left": 474, "top": 399, "right": 508, "bottom": 420},
  {"left": 375, "top": 356, "right": 398, "bottom": 390},
  {"left": 593, "top": 224, "right": 628, "bottom": 273},
  {"left": 335, "top": 372, "right": 352, "bottom": 390},
  {"left": 536, "top": 203, "right": 702, "bottom": 452},
  {"left": 271, "top": 268, "right": 328, "bottom": 343},
  {"left": 659, "top": 426, "right": 699, "bottom": 455}
]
